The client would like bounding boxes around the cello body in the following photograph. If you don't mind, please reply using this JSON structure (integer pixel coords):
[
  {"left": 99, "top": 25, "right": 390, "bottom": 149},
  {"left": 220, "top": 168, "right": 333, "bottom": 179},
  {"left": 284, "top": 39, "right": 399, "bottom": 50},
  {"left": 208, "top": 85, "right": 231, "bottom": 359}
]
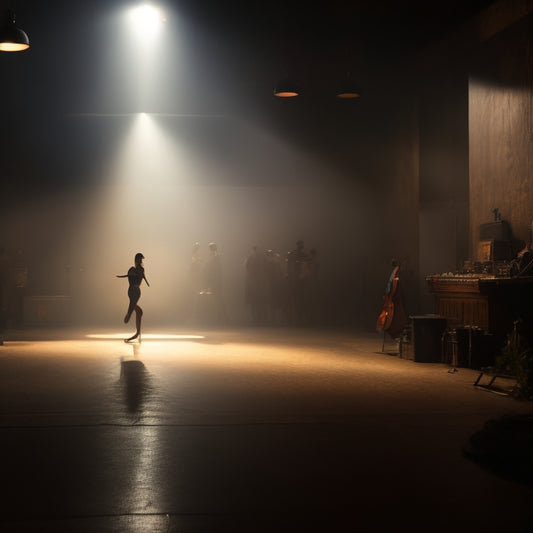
[{"left": 376, "top": 264, "right": 407, "bottom": 339}]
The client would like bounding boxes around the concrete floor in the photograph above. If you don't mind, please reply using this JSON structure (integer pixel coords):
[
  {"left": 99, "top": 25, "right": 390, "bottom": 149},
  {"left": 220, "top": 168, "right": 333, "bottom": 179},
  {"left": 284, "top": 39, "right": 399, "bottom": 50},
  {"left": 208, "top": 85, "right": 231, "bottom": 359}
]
[{"left": 0, "top": 326, "right": 532, "bottom": 532}]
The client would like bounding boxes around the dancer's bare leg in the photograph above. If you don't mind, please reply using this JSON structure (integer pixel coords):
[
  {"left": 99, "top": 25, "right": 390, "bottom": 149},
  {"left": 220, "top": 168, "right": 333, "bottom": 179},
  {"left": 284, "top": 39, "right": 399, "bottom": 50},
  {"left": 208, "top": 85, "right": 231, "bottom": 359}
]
[
  {"left": 125, "top": 306, "right": 143, "bottom": 343},
  {"left": 136, "top": 306, "right": 143, "bottom": 343}
]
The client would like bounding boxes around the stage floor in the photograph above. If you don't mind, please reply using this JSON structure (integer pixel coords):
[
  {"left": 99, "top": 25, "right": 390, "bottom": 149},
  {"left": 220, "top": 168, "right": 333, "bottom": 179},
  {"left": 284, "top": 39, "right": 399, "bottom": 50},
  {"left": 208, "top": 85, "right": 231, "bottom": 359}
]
[{"left": 0, "top": 326, "right": 532, "bottom": 532}]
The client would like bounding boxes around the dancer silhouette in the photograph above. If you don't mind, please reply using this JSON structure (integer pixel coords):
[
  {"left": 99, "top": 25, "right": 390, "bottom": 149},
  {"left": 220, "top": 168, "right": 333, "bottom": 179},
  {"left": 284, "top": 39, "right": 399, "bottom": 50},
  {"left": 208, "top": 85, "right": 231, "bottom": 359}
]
[{"left": 117, "top": 252, "right": 149, "bottom": 343}]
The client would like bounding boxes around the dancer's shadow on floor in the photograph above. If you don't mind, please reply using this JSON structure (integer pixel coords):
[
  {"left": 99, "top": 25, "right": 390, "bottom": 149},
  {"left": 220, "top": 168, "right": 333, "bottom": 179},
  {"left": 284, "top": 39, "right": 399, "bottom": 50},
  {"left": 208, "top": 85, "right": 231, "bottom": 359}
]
[
  {"left": 463, "top": 414, "right": 533, "bottom": 486},
  {"left": 120, "top": 357, "right": 152, "bottom": 414}
]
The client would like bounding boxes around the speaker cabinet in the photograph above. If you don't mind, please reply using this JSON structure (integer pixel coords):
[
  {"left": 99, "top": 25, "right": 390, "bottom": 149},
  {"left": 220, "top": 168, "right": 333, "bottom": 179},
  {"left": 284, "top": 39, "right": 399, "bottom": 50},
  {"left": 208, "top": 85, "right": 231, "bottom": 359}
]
[{"left": 410, "top": 315, "right": 447, "bottom": 363}]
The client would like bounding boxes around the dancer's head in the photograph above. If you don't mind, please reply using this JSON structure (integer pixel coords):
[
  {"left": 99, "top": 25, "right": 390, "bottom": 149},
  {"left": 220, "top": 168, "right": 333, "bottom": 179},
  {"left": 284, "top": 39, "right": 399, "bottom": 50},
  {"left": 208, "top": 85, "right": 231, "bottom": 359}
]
[{"left": 134, "top": 252, "right": 144, "bottom": 265}]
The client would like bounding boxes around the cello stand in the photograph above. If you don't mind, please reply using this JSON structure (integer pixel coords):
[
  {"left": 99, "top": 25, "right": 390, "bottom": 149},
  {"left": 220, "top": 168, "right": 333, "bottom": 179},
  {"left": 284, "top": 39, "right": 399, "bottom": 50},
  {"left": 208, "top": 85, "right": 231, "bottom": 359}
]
[{"left": 380, "top": 331, "right": 400, "bottom": 355}]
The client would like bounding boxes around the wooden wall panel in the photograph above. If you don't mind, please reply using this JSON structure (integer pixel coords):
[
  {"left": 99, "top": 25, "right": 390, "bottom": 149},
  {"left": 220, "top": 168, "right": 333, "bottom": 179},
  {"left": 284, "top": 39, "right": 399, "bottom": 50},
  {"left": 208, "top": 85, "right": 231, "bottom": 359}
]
[{"left": 469, "top": 16, "right": 533, "bottom": 255}]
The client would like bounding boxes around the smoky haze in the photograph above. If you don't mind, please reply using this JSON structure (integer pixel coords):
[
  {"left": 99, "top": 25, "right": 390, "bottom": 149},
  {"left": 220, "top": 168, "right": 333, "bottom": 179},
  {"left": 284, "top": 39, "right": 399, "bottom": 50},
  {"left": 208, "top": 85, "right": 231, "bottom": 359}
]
[
  {"left": 1, "top": 119, "right": 376, "bottom": 328},
  {"left": 0, "top": 1, "right": 391, "bottom": 331}
]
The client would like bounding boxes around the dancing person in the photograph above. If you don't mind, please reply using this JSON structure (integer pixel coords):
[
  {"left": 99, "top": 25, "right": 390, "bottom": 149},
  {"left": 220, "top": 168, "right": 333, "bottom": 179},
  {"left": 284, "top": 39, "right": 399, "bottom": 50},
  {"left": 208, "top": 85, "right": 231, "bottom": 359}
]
[{"left": 117, "top": 252, "right": 149, "bottom": 343}]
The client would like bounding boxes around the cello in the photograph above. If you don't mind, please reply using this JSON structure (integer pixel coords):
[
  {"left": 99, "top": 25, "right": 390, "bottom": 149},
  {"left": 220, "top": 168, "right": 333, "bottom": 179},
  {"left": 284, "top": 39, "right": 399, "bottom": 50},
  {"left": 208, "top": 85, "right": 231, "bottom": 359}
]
[{"left": 376, "top": 260, "right": 407, "bottom": 340}]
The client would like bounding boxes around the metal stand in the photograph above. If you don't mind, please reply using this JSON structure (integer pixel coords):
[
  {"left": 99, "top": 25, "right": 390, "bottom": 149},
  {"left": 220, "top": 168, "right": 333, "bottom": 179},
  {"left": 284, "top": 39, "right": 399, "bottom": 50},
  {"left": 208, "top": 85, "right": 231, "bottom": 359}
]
[{"left": 380, "top": 330, "right": 400, "bottom": 355}]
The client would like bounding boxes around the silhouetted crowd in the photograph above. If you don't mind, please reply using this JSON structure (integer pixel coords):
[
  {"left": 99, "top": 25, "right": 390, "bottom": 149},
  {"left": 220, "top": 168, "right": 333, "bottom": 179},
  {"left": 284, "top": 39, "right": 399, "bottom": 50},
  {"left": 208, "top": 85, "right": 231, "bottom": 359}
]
[
  {"left": 245, "top": 240, "right": 320, "bottom": 326},
  {"left": 0, "top": 239, "right": 322, "bottom": 332}
]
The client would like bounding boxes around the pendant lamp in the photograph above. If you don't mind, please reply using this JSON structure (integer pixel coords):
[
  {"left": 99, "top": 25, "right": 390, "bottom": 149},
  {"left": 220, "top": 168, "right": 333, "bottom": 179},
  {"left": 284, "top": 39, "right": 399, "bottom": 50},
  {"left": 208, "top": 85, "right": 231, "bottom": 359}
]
[
  {"left": 336, "top": 72, "right": 360, "bottom": 99},
  {"left": 0, "top": 10, "right": 30, "bottom": 52},
  {"left": 274, "top": 78, "right": 300, "bottom": 98}
]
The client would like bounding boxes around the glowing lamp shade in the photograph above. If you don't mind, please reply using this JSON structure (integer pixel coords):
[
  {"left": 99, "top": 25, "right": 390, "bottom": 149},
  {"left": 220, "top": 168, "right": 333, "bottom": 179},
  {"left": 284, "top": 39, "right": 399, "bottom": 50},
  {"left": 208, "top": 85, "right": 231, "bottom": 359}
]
[
  {"left": 336, "top": 73, "right": 360, "bottom": 99},
  {"left": 0, "top": 11, "right": 29, "bottom": 52},
  {"left": 336, "top": 89, "right": 360, "bottom": 99},
  {"left": 274, "top": 78, "right": 300, "bottom": 98}
]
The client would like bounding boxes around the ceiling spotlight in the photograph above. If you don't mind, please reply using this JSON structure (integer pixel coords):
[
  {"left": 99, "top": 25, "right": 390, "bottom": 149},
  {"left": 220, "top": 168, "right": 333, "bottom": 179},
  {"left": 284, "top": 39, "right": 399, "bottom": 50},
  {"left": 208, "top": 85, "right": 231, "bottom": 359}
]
[
  {"left": 0, "top": 10, "right": 29, "bottom": 52},
  {"left": 129, "top": 4, "right": 165, "bottom": 33},
  {"left": 274, "top": 78, "right": 300, "bottom": 98}
]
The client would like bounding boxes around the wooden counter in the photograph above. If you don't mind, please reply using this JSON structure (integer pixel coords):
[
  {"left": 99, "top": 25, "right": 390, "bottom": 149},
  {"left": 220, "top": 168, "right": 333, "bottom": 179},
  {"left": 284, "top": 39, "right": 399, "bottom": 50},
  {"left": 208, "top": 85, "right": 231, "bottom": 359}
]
[{"left": 426, "top": 276, "right": 533, "bottom": 336}]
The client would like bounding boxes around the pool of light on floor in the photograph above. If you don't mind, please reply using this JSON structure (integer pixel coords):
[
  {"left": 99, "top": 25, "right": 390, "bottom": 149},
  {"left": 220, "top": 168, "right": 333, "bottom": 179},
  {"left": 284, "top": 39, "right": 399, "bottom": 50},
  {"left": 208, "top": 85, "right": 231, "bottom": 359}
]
[{"left": 85, "top": 333, "right": 206, "bottom": 340}]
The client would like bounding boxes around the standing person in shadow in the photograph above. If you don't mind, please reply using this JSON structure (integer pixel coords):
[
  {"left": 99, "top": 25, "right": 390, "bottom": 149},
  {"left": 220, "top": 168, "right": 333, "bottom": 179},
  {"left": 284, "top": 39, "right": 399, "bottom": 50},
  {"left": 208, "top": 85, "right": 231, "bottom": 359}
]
[
  {"left": 202, "top": 242, "right": 226, "bottom": 325},
  {"left": 188, "top": 242, "right": 202, "bottom": 322},
  {"left": 117, "top": 252, "right": 149, "bottom": 343}
]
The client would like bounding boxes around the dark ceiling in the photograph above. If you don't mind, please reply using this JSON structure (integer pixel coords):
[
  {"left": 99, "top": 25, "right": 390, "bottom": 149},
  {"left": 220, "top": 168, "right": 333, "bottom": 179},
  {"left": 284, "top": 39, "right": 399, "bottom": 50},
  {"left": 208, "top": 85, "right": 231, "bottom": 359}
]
[
  {"left": 169, "top": 0, "right": 500, "bottom": 96},
  {"left": 5, "top": 0, "right": 500, "bottom": 100},
  {"left": 0, "top": 0, "right": 500, "bottom": 193},
  {"left": 179, "top": 0, "right": 498, "bottom": 59}
]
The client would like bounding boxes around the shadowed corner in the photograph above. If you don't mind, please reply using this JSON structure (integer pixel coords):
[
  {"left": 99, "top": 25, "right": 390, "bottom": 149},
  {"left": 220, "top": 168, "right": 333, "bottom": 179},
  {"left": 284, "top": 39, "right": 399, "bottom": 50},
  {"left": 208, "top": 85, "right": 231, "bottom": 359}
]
[
  {"left": 119, "top": 356, "right": 151, "bottom": 414},
  {"left": 462, "top": 414, "right": 533, "bottom": 486}
]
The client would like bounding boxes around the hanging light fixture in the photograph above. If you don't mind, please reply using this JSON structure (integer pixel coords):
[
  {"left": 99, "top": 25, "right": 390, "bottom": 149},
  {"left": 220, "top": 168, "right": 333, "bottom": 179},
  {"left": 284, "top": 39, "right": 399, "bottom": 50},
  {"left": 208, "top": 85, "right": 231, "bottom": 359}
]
[
  {"left": 336, "top": 72, "right": 360, "bottom": 99},
  {"left": 274, "top": 77, "right": 300, "bottom": 98},
  {"left": 0, "top": 10, "right": 30, "bottom": 52}
]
